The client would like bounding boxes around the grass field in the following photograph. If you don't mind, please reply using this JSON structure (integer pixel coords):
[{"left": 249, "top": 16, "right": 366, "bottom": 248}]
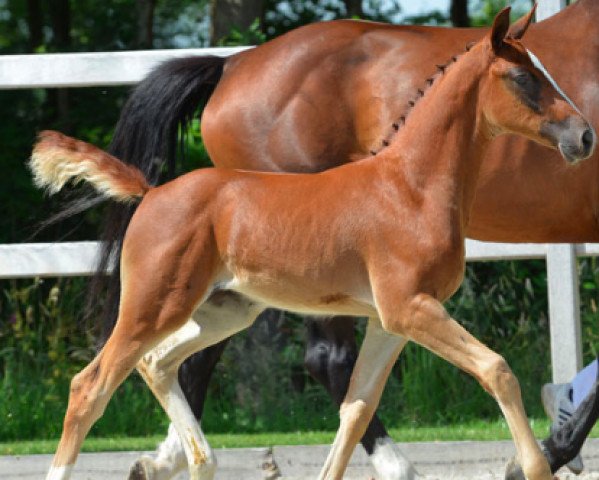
[{"left": 2, "top": 418, "right": 599, "bottom": 456}]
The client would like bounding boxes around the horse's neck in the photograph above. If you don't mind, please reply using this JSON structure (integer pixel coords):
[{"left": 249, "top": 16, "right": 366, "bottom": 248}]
[{"left": 379, "top": 51, "right": 490, "bottom": 231}]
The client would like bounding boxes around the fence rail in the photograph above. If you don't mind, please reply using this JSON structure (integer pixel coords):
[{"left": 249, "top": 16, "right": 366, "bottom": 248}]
[
  {"left": 4, "top": 240, "right": 599, "bottom": 278},
  {"left": 0, "top": 0, "right": 593, "bottom": 384},
  {"left": 0, "top": 47, "right": 251, "bottom": 89},
  {"left": 0, "top": 240, "right": 596, "bottom": 384}
]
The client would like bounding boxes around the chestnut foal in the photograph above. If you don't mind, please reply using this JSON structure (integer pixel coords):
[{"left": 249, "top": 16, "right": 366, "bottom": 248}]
[{"left": 31, "top": 8, "right": 594, "bottom": 480}]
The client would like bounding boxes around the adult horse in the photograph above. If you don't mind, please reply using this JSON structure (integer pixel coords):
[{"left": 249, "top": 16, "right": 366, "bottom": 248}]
[
  {"left": 79, "top": 1, "right": 599, "bottom": 478},
  {"left": 33, "top": 9, "right": 594, "bottom": 480}
]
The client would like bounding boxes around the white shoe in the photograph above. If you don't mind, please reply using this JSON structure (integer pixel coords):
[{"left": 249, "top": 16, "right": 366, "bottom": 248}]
[{"left": 541, "top": 382, "right": 584, "bottom": 474}]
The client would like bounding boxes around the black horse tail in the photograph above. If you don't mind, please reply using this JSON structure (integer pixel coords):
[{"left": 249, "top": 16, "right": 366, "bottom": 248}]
[{"left": 89, "top": 55, "right": 226, "bottom": 342}]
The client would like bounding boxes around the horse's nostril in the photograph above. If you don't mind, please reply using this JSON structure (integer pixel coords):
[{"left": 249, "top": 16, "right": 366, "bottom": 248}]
[{"left": 582, "top": 128, "right": 594, "bottom": 152}]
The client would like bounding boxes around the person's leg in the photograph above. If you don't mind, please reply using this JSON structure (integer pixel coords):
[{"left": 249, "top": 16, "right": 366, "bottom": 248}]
[
  {"left": 506, "top": 357, "right": 599, "bottom": 479},
  {"left": 505, "top": 380, "right": 599, "bottom": 480},
  {"left": 544, "top": 379, "right": 599, "bottom": 472},
  {"left": 541, "top": 380, "right": 581, "bottom": 469},
  {"left": 540, "top": 356, "right": 599, "bottom": 474},
  {"left": 572, "top": 357, "right": 599, "bottom": 408}
]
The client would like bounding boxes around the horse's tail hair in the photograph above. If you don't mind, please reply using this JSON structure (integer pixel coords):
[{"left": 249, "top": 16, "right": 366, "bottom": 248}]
[
  {"left": 30, "top": 130, "right": 151, "bottom": 202},
  {"left": 109, "top": 55, "right": 226, "bottom": 180},
  {"left": 94, "top": 55, "right": 226, "bottom": 341}
]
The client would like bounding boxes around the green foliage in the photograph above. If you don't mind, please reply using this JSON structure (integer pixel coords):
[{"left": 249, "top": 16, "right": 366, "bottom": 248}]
[
  {"left": 0, "top": 278, "right": 169, "bottom": 440},
  {"left": 470, "top": 0, "right": 530, "bottom": 26},
  {"left": 263, "top": 0, "right": 401, "bottom": 39},
  {"left": 0, "top": 278, "right": 90, "bottom": 439},
  {"left": 579, "top": 258, "right": 599, "bottom": 361},
  {"left": 402, "top": 11, "right": 449, "bottom": 26},
  {"left": 218, "top": 18, "right": 266, "bottom": 46}
]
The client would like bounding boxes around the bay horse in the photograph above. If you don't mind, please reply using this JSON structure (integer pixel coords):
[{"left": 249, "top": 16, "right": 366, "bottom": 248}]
[
  {"left": 32, "top": 8, "right": 594, "bottom": 480},
  {"left": 94, "top": 1, "right": 599, "bottom": 478}
]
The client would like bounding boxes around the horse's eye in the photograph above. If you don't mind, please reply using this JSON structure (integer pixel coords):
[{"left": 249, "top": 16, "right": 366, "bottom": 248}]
[{"left": 509, "top": 69, "right": 536, "bottom": 88}]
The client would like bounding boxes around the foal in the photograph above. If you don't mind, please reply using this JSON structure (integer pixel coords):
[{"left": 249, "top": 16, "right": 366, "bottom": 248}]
[{"left": 31, "top": 8, "right": 594, "bottom": 480}]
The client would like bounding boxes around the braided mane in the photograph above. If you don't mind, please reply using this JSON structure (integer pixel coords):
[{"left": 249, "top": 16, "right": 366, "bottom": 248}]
[{"left": 369, "top": 41, "right": 477, "bottom": 156}]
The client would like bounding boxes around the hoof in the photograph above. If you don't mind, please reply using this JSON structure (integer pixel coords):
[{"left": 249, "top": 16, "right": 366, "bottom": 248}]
[
  {"left": 128, "top": 457, "right": 155, "bottom": 480},
  {"left": 370, "top": 437, "right": 419, "bottom": 480},
  {"left": 261, "top": 447, "right": 281, "bottom": 480},
  {"left": 505, "top": 456, "right": 526, "bottom": 480}
]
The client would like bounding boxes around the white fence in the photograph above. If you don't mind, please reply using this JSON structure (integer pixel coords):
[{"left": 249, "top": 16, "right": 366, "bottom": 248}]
[
  {"left": 0, "top": 0, "right": 594, "bottom": 384},
  {"left": 0, "top": 47, "right": 250, "bottom": 89},
  {"left": 0, "top": 240, "right": 597, "bottom": 383}
]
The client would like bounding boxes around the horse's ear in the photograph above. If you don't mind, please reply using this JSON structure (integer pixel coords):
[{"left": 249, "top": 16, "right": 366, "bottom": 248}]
[
  {"left": 490, "top": 6, "right": 511, "bottom": 53},
  {"left": 507, "top": 4, "right": 537, "bottom": 40}
]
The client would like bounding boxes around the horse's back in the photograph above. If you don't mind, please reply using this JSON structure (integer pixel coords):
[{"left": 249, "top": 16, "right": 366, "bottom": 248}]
[
  {"left": 202, "top": 20, "right": 483, "bottom": 173},
  {"left": 202, "top": 4, "right": 599, "bottom": 242}
]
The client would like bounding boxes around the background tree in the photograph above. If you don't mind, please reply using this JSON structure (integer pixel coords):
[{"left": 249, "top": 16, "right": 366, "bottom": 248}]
[
  {"left": 451, "top": 0, "right": 470, "bottom": 26},
  {"left": 135, "top": 0, "right": 156, "bottom": 48},
  {"left": 342, "top": 0, "right": 364, "bottom": 18},
  {"left": 210, "top": 0, "right": 265, "bottom": 45}
]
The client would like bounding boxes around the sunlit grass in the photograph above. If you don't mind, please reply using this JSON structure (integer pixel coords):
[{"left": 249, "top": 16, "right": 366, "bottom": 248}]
[{"left": 2, "top": 418, "right": 598, "bottom": 456}]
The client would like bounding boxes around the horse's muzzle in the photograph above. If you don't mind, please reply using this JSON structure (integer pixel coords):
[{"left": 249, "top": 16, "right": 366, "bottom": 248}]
[{"left": 542, "top": 116, "right": 596, "bottom": 164}]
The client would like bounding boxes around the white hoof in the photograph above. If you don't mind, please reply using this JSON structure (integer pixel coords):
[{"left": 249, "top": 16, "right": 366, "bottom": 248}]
[
  {"left": 370, "top": 437, "right": 419, "bottom": 480},
  {"left": 46, "top": 465, "right": 73, "bottom": 480},
  {"left": 129, "top": 424, "right": 188, "bottom": 480}
]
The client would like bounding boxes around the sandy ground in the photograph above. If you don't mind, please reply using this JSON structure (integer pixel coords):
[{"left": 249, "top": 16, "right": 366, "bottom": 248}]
[{"left": 2, "top": 439, "right": 598, "bottom": 479}]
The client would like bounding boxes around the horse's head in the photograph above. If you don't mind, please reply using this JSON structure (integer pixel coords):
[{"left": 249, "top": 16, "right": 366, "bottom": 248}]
[{"left": 479, "top": 5, "right": 595, "bottom": 164}]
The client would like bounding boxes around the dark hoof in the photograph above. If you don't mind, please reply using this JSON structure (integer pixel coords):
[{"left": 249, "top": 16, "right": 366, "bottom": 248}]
[
  {"left": 505, "top": 456, "right": 526, "bottom": 480},
  {"left": 128, "top": 461, "right": 149, "bottom": 480}
]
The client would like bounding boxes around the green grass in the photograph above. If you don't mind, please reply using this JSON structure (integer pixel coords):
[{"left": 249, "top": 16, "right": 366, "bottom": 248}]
[{"left": 3, "top": 418, "right": 599, "bottom": 456}]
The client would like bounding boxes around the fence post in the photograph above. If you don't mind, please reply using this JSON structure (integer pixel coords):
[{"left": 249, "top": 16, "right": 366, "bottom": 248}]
[
  {"left": 546, "top": 244, "right": 582, "bottom": 383},
  {"left": 537, "top": 0, "right": 566, "bottom": 20}
]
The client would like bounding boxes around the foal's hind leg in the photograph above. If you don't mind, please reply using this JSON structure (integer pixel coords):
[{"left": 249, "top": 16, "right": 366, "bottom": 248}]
[
  {"left": 46, "top": 299, "right": 206, "bottom": 480},
  {"left": 305, "top": 316, "right": 416, "bottom": 479},
  {"left": 47, "top": 236, "right": 220, "bottom": 480},
  {"left": 47, "top": 330, "right": 137, "bottom": 479},
  {"left": 318, "top": 318, "right": 409, "bottom": 480},
  {"left": 379, "top": 293, "right": 552, "bottom": 480},
  {"left": 132, "top": 291, "right": 263, "bottom": 480},
  {"left": 130, "top": 341, "right": 230, "bottom": 480}
]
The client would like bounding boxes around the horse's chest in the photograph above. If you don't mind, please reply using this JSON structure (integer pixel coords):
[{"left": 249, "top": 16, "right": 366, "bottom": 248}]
[{"left": 418, "top": 241, "right": 465, "bottom": 301}]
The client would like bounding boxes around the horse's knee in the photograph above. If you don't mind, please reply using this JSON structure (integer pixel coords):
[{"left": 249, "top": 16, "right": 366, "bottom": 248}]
[
  {"left": 65, "top": 363, "right": 107, "bottom": 427},
  {"left": 303, "top": 342, "right": 330, "bottom": 384},
  {"left": 137, "top": 319, "right": 208, "bottom": 396},
  {"left": 329, "top": 344, "right": 357, "bottom": 376},
  {"left": 304, "top": 339, "right": 357, "bottom": 382},
  {"left": 481, "top": 354, "right": 520, "bottom": 400},
  {"left": 340, "top": 399, "right": 375, "bottom": 432}
]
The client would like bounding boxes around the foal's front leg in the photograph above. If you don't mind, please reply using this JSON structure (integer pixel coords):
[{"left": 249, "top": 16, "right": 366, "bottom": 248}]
[
  {"left": 304, "top": 316, "right": 416, "bottom": 479},
  {"left": 318, "top": 318, "right": 410, "bottom": 480},
  {"left": 379, "top": 292, "right": 552, "bottom": 480}
]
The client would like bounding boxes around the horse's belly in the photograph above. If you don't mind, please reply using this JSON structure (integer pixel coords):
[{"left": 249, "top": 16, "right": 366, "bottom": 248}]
[{"left": 222, "top": 276, "right": 378, "bottom": 318}]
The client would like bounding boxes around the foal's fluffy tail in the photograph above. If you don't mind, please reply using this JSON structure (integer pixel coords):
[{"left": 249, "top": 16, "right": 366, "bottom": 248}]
[{"left": 29, "top": 130, "right": 151, "bottom": 202}]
